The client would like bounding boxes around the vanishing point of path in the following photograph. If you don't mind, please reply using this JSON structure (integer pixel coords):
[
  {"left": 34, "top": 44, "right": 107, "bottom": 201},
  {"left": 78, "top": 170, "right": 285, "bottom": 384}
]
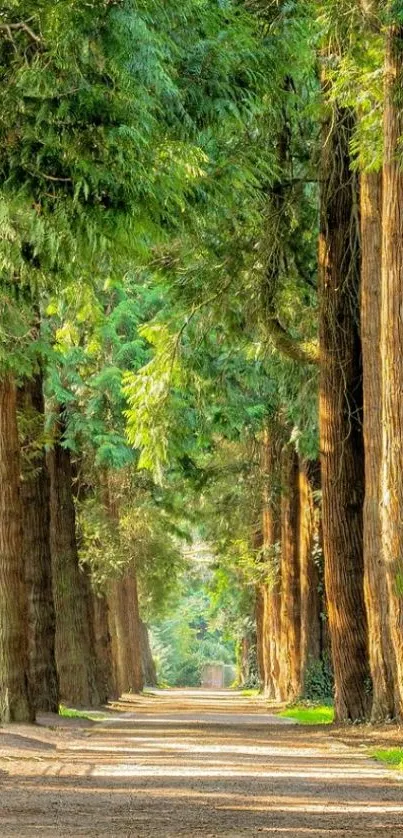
[{"left": 1, "top": 689, "right": 403, "bottom": 837}]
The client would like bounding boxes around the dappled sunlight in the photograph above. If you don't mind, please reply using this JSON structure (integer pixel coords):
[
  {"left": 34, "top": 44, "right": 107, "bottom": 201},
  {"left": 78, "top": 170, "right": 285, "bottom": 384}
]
[
  {"left": 66, "top": 739, "right": 350, "bottom": 758},
  {"left": 215, "top": 802, "right": 403, "bottom": 815},
  {"left": 2, "top": 691, "right": 403, "bottom": 836},
  {"left": 91, "top": 763, "right": 395, "bottom": 780}
]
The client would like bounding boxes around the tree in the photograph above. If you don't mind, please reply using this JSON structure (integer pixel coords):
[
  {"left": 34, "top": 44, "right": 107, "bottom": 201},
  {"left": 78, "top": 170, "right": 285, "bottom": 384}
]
[
  {"left": 279, "top": 444, "right": 301, "bottom": 700},
  {"left": 0, "top": 376, "right": 34, "bottom": 722},
  {"left": 260, "top": 426, "right": 282, "bottom": 700},
  {"left": 380, "top": 6, "right": 403, "bottom": 719},
  {"left": 18, "top": 372, "right": 59, "bottom": 713},
  {"left": 318, "top": 100, "right": 370, "bottom": 721},
  {"left": 48, "top": 412, "right": 100, "bottom": 707},
  {"left": 361, "top": 170, "right": 396, "bottom": 719}
]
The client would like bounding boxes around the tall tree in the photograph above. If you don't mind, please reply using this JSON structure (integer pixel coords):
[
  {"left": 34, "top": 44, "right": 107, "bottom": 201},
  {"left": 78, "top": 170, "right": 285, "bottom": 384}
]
[
  {"left": 361, "top": 171, "right": 396, "bottom": 719},
  {"left": 299, "top": 459, "right": 323, "bottom": 692},
  {"left": 279, "top": 444, "right": 301, "bottom": 701},
  {"left": 259, "top": 426, "right": 282, "bottom": 699},
  {"left": 48, "top": 413, "right": 100, "bottom": 707},
  {"left": 0, "top": 376, "right": 34, "bottom": 722},
  {"left": 92, "top": 592, "right": 115, "bottom": 702},
  {"left": 18, "top": 373, "right": 59, "bottom": 713},
  {"left": 319, "top": 102, "right": 370, "bottom": 721},
  {"left": 380, "top": 9, "right": 403, "bottom": 718}
]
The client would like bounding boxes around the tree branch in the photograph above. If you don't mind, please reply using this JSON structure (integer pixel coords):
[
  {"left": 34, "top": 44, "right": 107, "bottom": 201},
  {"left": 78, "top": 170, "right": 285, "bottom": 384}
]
[
  {"left": 266, "top": 316, "right": 319, "bottom": 365},
  {"left": 0, "top": 20, "right": 42, "bottom": 44}
]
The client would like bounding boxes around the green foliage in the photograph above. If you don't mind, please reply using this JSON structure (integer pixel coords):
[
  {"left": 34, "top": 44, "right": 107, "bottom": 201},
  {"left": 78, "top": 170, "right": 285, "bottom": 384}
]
[
  {"left": 372, "top": 749, "right": 403, "bottom": 770},
  {"left": 77, "top": 471, "right": 186, "bottom": 618},
  {"left": 301, "top": 656, "right": 334, "bottom": 703},
  {"left": 150, "top": 560, "right": 236, "bottom": 687},
  {"left": 122, "top": 0, "right": 321, "bottom": 480},
  {"left": 59, "top": 705, "right": 106, "bottom": 721},
  {"left": 240, "top": 688, "right": 260, "bottom": 697},
  {"left": 317, "top": 0, "right": 384, "bottom": 173}
]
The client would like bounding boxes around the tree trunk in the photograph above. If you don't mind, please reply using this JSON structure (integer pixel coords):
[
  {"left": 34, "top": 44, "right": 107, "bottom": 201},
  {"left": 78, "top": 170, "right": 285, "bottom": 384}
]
[
  {"left": 101, "top": 471, "right": 143, "bottom": 696},
  {"left": 124, "top": 567, "right": 144, "bottom": 693},
  {"left": 107, "top": 579, "right": 125, "bottom": 697},
  {"left": 253, "top": 523, "right": 265, "bottom": 691},
  {"left": 319, "top": 104, "right": 370, "bottom": 721},
  {"left": 48, "top": 421, "right": 100, "bottom": 707},
  {"left": 361, "top": 171, "right": 396, "bottom": 719},
  {"left": 108, "top": 573, "right": 143, "bottom": 695},
  {"left": 299, "top": 460, "right": 322, "bottom": 692},
  {"left": 380, "top": 20, "right": 403, "bottom": 718},
  {"left": 255, "top": 585, "right": 265, "bottom": 690},
  {"left": 18, "top": 374, "right": 59, "bottom": 713},
  {"left": 279, "top": 444, "right": 301, "bottom": 702},
  {"left": 139, "top": 620, "right": 157, "bottom": 687},
  {"left": 238, "top": 636, "right": 250, "bottom": 687},
  {"left": 81, "top": 565, "right": 112, "bottom": 706},
  {"left": 261, "top": 426, "right": 282, "bottom": 701},
  {"left": 0, "top": 375, "right": 33, "bottom": 722},
  {"left": 93, "top": 592, "right": 116, "bottom": 701}
]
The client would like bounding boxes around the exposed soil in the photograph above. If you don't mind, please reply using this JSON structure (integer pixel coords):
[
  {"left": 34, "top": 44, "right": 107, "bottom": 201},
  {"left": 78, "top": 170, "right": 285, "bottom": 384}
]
[{"left": 1, "top": 689, "right": 403, "bottom": 837}]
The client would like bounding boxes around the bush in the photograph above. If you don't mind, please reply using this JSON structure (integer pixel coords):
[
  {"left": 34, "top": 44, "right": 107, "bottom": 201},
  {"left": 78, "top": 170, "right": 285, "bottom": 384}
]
[{"left": 302, "top": 656, "right": 334, "bottom": 702}]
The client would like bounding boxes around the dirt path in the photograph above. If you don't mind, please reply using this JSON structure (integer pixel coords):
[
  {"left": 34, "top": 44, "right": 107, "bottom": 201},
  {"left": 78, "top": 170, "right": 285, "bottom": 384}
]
[{"left": 1, "top": 689, "right": 403, "bottom": 837}]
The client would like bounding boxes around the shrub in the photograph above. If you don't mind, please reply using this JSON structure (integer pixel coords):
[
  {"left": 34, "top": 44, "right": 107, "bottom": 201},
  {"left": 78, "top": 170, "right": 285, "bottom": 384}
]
[{"left": 302, "top": 656, "right": 334, "bottom": 702}]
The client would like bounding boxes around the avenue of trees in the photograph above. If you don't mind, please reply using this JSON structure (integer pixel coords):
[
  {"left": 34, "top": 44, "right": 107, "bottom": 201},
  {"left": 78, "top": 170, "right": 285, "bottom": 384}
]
[{"left": 1, "top": 0, "right": 403, "bottom": 724}]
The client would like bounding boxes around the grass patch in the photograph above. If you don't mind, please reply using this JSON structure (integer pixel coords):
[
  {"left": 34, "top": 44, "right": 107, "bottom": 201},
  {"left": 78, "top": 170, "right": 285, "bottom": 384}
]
[
  {"left": 279, "top": 703, "right": 334, "bottom": 725},
  {"left": 59, "top": 705, "right": 107, "bottom": 721},
  {"left": 372, "top": 748, "right": 403, "bottom": 770},
  {"left": 240, "top": 688, "right": 260, "bottom": 697}
]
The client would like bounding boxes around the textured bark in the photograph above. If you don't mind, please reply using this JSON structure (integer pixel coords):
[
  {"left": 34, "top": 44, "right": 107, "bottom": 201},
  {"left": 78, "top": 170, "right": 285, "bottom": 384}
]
[
  {"left": 101, "top": 472, "right": 143, "bottom": 695},
  {"left": 0, "top": 376, "right": 33, "bottom": 722},
  {"left": 319, "top": 105, "right": 370, "bottom": 721},
  {"left": 253, "top": 524, "right": 265, "bottom": 691},
  {"left": 18, "top": 375, "right": 59, "bottom": 713},
  {"left": 124, "top": 568, "right": 144, "bottom": 693},
  {"left": 261, "top": 427, "right": 282, "bottom": 701},
  {"left": 361, "top": 171, "right": 396, "bottom": 720},
  {"left": 238, "top": 636, "right": 250, "bottom": 687},
  {"left": 109, "top": 574, "right": 143, "bottom": 695},
  {"left": 139, "top": 620, "right": 157, "bottom": 687},
  {"left": 107, "top": 578, "right": 126, "bottom": 697},
  {"left": 93, "top": 592, "right": 116, "bottom": 701},
  {"left": 98, "top": 471, "right": 121, "bottom": 697},
  {"left": 255, "top": 585, "right": 265, "bottom": 689},
  {"left": 279, "top": 445, "right": 301, "bottom": 702},
  {"left": 380, "top": 22, "right": 403, "bottom": 718},
  {"left": 299, "top": 460, "right": 322, "bottom": 691},
  {"left": 49, "top": 425, "right": 100, "bottom": 707},
  {"left": 80, "top": 566, "right": 111, "bottom": 706}
]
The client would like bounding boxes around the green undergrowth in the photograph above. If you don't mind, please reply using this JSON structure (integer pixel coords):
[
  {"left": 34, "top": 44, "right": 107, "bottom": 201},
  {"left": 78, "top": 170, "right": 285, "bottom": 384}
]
[
  {"left": 240, "top": 688, "right": 260, "bottom": 697},
  {"left": 372, "top": 748, "right": 403, "bottom": 770},
  {"left": 279, "top": 703, "right": 335, "bottom": 725},
  {"left": 59, "top": 705, "right": 107, "bottom": 721}
]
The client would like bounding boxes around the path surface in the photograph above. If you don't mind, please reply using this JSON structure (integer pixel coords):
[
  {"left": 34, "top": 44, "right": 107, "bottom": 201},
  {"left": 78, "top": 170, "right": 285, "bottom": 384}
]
[{"left": 1, "top": 689, "right": 403, "bottom": 836}]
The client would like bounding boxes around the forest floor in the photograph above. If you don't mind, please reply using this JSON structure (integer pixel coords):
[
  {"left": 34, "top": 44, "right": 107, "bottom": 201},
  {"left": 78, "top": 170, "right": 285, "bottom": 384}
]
[{"left": 1, "top": 689, "right": 403, "bottom": 837}]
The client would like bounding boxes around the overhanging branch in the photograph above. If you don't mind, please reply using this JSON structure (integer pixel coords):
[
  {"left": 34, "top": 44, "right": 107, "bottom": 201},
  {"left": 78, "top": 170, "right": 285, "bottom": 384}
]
[
  {"left": 0, "top": 20, "right": 42, "bottom": 45},
  {"left": 266, "top": 317, "right": 319, "bottom": 365}
]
